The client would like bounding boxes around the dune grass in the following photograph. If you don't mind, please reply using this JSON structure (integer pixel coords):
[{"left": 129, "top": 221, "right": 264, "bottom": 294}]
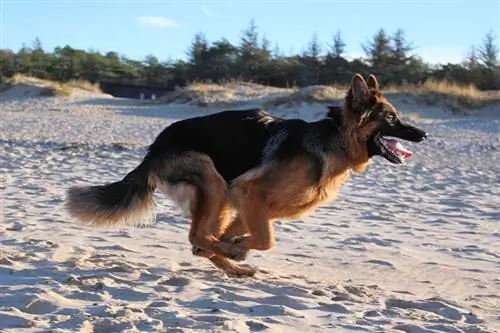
[
  {"left": 5, "top": 74, "right": 102, "bottom": 97},
  {"left": 64, "top": 79, "right": 102, "bottom": 93},
  {"left": 162, "top": 78, "right": 500, "bottom": 113},
  {"left": 385, "top": 79, "right": 500, "bottom": 112},
  {"left": 162, "top": 79, "right": 293, "bottom": 107},
  {"left": 264, "top": 85, "right": 346, "bottom": 107},
  {"left": 5, "top": 73, "right": 499, "bottom": 112}
]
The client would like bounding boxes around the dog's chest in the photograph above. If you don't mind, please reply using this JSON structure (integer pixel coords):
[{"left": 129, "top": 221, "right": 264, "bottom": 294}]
[
  {"left": 294, "top": 152, "right": 351, "bottom": 204},
  {"left": 316, "top": 169, "right": 351, "bottom": 202},
  {"left": 308, "top": 152, "right": 351, "bottom": 202},
  {"left": 288, "top": 169, "right": 351, "bottom": 219}
]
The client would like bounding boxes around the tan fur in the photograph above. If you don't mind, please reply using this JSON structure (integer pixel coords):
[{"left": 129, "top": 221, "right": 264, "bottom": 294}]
[
  {"left": 225, "top": 142, "right": 353, "bottom": 254},
  {"left": 157, "top": 181, "right": 197, "bottom": 218}
]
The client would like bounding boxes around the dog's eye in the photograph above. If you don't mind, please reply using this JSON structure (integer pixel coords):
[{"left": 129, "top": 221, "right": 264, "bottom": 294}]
[{"left": 386, "top": 114, "right": 396, "bottom": 122}]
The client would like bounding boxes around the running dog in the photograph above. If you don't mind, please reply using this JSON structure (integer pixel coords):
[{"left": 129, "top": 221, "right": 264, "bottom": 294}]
[{"left": 65, "top": 73, "right": 428, "bottom": 277}]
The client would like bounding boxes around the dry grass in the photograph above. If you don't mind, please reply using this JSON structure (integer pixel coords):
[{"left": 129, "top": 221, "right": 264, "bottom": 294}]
[
  {"left": 161, "top": 78, "right": 500, "bottom": 113},
  {"left": 10, "top": 73, "right": 495, "bottom": 112},
  {"left": 65, "top": 79, "right": 102, "bottom": 93},
  {"left": 386, "top": 79, "right": 500, "bottom": 112},
  {"left": 162, "top": 80, "right": 293, "bottom": 107},
  {"left": 161, "top": 82, "right": 234, "bottom": 106},
  {"left": 264, "top": 85, "right": 346, "bottom": 107},
  {"left": 5, "top": 74, "right": 102, "bottom": 97},
  {"left": 9, "top": 73, "right": 35, "bottom": 85}
]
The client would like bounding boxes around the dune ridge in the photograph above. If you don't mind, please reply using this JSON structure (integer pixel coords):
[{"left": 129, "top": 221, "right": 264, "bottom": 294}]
[{"left": 160, "top": 80, "right": 500, "bottom": 113}]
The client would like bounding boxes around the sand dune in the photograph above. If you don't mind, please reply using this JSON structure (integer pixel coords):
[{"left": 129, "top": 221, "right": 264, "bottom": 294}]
[{"left": 1, "top": 86, "right": 499, "bottom": 332}]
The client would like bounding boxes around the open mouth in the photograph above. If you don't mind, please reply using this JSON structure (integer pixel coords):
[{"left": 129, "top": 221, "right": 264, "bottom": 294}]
[{"left": 376, "top": 134, "right": 413, "bottom": 164}]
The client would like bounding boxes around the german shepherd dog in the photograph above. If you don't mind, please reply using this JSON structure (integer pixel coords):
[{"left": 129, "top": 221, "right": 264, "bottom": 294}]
[{"left": 65, "top": 74, "right": 428, "bottom": 277}]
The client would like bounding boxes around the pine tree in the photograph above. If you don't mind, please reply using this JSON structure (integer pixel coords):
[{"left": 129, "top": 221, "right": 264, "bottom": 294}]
[
  {"left": 362, "top": 28, "right": 391, "bottom": 68},
  {"left": 15, "top": 44, "right": 33, "bottom": 75},
  {"left": 477, "top": 30, "right": 500, "bottom": 89},
  {"left": 240, "top": 19, "right": 259, "bottom": 56},
  {"left": 186, "top": 32, "right": 210, "bottom": 81},
  {"left": 390, "top": 29, "right": 414, "bottom": 64},
  {"left": 389, "top": 29, "right": 420, "bottom": 83},
  {"left": 237, "top": 19, "right": 261, "bottom": 80},
  {"left": 331, "top": 30, "right": 346, "bottom": 58},
  {"left": 206, "top": 38, "right": 238, "bottom": 81},
  {"left": 478, "top": 30, "right": 498, "bottom": 69},
  {"left": 0, "top": 49, "right": 16, "bottom": 78},
  {"left": 305, "top": 32, "right": 322, "bottom": 60},
  {"left": 465, "top": 46, "right": 479, "bottom": 70},
  {"left": 260, "top": 36, "right": 272, "bottom": 61},
  {"left": 300, "top": 33, "right": 323, "bottom": 85},
  {"left": 30, "top": 37, "right": 47, "bottom": 78}
]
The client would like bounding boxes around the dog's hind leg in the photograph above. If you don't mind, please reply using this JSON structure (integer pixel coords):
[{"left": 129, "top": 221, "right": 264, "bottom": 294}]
[{"left": 156, "top": 152, "right": 251, "bottom": 275}]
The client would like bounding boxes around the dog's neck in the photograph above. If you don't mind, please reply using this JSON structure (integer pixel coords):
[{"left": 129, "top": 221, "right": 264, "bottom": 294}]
[
  {"left": 338, "top": 110, "right": 370, "bottom": 173},
  {"left": 324, "top": 105, "right": 370, "bottom": 173}
]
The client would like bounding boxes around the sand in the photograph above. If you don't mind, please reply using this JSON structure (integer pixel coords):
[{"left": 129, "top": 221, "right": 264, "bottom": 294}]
[{"left": 1, "top": 87, "right": 499, "bottom": 333}]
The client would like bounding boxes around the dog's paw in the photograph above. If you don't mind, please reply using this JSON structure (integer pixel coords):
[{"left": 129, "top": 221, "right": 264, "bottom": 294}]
[{"left": 220, "top": 241, "right": 249, "bottom": 262}]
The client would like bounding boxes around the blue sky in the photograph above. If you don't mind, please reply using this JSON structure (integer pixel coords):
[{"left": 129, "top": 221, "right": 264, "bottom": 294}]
[{"left": 2, "top": 0, "right": 499, "bottom": 65}]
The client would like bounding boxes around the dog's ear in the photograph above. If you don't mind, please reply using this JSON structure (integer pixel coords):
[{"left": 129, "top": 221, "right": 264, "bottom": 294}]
[
  {"left": 349, "top": 73, "right": 369, "bottom": 106},
  {"left": 366, "top": 74, "right": 379, "bottom": 91}
]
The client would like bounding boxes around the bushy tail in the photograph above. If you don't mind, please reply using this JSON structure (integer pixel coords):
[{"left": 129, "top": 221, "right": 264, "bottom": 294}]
[{"left": 65, "top": 159, "right": 156, "bottom": 227}]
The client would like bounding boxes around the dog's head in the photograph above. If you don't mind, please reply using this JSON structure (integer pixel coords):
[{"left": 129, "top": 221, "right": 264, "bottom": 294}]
[{"left": 338, "top": 73, "right": 428, "bottom": 164}]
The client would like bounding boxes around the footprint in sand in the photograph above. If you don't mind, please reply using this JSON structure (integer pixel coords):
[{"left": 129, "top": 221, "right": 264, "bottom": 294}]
[
  {"left": 385, "top": 297, "right": 481, "bottom": 323},
  {"left": 363, "top": 259, "right": 396, "bottom": 269},
  {"left": 158, "top": 276, "right": 192, "bottom": 287},
  {"left": 245, "top": 320, "right": 270, "bottom": 331}
]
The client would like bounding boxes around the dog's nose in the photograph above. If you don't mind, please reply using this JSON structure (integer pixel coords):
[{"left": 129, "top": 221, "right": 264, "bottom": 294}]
[
  {"left": 416, "top": 132, "right": 429, "bottom": 142},
  {"left": 414, "top": 131, "right": 428, "bottom": 142}
]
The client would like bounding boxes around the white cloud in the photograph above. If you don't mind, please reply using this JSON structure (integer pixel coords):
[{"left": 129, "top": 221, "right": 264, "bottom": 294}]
[
  {"left": 201, "top": 6, "right": 215, "bottom": 16},
  {"left": 136, "top": 16, "right": 178, "bottom": 28}
]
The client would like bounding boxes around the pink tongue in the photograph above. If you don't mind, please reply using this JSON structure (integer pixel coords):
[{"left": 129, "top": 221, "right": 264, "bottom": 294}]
[{"left": 386, "top": 139, "right": 413, "bottom": 158}]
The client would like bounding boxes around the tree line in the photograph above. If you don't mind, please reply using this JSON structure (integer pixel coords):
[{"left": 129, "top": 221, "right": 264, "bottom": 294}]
[{"left": 1, "top": 20, "right": 499, "bottom": 91}]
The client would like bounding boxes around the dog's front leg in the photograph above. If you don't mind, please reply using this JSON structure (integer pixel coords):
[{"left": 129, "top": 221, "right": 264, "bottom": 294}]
[
  {"left": 222, "top": 182, "right": 275, "bottom": 258},
  {"left": 190, "top": 213, "right": 256, "bottom": 277}
]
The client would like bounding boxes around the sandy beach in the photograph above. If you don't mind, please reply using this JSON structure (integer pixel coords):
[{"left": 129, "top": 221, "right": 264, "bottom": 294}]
[{"left": 1, "top": 85, "right": 499, "bottom": 333}]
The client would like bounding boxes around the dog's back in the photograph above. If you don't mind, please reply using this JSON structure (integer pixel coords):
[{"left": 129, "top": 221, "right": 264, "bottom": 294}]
[{"left": 149, "top": 108, "right": 277, "bottom": 182}]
